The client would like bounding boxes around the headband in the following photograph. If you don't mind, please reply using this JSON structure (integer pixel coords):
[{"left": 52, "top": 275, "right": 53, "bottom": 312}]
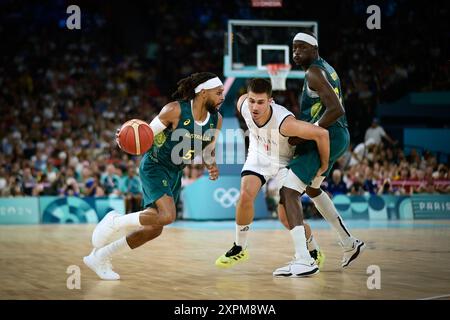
[
  {"left": 194, "top": 77, "right": 223, "bottom": 93},
  {"left": 293, "top": 33, "right": 318, "bottom": 47}
]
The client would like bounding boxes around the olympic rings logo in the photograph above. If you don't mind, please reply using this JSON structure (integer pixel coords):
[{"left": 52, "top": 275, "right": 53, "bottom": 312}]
[{"left": 213, "top": 188, "right": 240, "bottom": 208}]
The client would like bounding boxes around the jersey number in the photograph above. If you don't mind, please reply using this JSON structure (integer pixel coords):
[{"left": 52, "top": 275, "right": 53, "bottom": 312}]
[{"left": 182, "top": 149, "right": 195, "bottom": 160}]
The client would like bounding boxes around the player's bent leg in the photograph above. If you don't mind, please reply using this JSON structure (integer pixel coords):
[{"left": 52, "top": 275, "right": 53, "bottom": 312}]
[
  {"left": 306, "top": 185, "right": 365, "bottom": 268},
  {"left": 277, "top": 204, "right": 290, "bottom": 229},
  {"left": 273, "top": 185, "right": 319, "bottom": 277},
  {"left": 85, "top": 225, "right": 164, "bottom": 281},
  {"left": 92, "top": 195, "right": 175, "bottom": 248},
  {"left": 236, "top": 174, "right": 263, "bottom": 225},
  {"left": 140, "top": 194, "right": 177, "bottom": 226},
  {"left": 215, "top": 174, "right": 262, "bottom": 269},
  {"left": 126, "top": 225, "right": 164, "bottom": 249}
]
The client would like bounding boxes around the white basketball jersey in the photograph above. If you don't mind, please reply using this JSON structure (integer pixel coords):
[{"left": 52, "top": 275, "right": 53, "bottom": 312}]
[{"left": 240, "top": 98, "right": 295, "bottom": 175}]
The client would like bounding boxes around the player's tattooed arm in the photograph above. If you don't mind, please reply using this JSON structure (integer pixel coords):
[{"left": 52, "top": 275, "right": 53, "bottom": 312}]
[
  {"left": 280, "top": 116, "right": 330, "bottom": 176},
  {"left": 307, "top": 66, "right": 345, "bottom": 128}
]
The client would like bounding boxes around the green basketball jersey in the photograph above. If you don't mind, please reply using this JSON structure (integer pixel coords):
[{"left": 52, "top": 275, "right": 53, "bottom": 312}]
[
  {"left": 300, "top": 57, "right": 348, "bottom": 128},
  {"left": 146, "top": 100, "right": 219, "bottom": 171}
]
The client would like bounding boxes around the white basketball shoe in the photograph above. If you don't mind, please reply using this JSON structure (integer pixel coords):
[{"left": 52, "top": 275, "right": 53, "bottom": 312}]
[
  {"left": 92, "top": 210, "right": 124, "bottom": 248},
  {"left": 341, "top": 238, "right": 366, "bottom": 268},
  {"left": 83, "top": 248, "right": 120, "bottom": 280},
  {"left": 273, "top": 257, "right": 319, "bottom": 277}
]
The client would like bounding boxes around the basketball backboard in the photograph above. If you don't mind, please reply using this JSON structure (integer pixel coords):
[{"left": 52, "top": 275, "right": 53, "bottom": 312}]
[{"left": 224, "top": 20, "right": 318, "bottom": 79}]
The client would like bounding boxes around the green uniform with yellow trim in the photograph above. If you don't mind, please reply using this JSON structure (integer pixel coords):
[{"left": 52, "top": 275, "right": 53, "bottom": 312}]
[
  {"left": 289, "top": 57, "right": 350, "bottom": 185},
  {"left": 139, "top": 100, "right": 219, "bottom": 208}
]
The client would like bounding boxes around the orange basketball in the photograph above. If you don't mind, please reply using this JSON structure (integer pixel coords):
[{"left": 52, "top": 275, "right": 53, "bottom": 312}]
[{"left": 118, "top": 119, "right": 154, "bottom": 155}]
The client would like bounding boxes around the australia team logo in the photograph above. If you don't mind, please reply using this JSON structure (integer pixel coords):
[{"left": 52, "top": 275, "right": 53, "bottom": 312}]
[{"left": 154, "top": 132, "right": 167, "bottom": 147}]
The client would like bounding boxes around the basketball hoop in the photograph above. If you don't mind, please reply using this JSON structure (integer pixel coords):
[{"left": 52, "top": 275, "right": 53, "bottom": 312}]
[{"left": 267, "top": 63, "right": 291, "bottom": 91}]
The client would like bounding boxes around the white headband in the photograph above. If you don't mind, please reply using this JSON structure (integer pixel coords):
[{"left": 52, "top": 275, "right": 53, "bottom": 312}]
[
  {"left": 194, "top": 77, "right": 223, "bottom": 93},
  {"left": 293, "top": 33, "right": 318, "bottom": 47}
]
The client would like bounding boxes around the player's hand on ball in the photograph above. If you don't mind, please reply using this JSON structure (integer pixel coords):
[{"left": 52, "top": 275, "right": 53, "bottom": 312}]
[{"left": 206, "top": 163, "right": 219, "bottom": 180}]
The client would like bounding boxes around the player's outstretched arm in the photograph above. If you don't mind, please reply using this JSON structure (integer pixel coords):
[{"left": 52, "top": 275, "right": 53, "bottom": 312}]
[
  {"left": 280, "top": 116, "right": 330, "bottom": 176},
  {"left": 307, "top": 66, "right": 345, "bottom": 128},
  {"left": 235, "top": 94, "right": 248, "bottom": 116}
]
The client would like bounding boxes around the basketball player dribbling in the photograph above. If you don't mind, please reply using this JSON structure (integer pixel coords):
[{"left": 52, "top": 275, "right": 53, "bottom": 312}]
[{"left": 84, "top": 72, "right": 224, "bottom": 280}]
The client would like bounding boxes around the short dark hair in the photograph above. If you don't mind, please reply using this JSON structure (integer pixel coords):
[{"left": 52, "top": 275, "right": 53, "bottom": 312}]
[{"left": 247, "top": 78, "right": 272, "bottom": 97}]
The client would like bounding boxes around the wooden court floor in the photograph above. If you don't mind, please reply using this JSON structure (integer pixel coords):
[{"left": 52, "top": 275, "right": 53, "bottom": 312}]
[{"left": 1, "top": 221, "right": 450, "bottom": 300}]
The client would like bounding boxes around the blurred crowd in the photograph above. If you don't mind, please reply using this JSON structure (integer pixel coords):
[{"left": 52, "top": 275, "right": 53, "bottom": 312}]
[
  {"left": 0, "top": 0, "right": 449, "bottom": 207},
  {"left": 266, "top": 119, "right": 450, "bottom": 202}
]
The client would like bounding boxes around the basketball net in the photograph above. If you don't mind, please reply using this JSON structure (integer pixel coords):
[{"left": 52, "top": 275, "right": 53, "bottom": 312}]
[{"left": 267, "top": 63, "right": 291, "bottom": 91}]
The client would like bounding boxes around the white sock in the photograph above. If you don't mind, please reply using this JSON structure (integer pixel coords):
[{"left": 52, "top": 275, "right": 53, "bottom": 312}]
[
  {"left": 290, "top": 226, "right": 311, "bottom": 261},
  {"left": 235, "top": 224, "right": 250, "bottom": 248},
  {"left": 307, "top": 235, "right": 319, "bottom": 252},
  {"left": 96, "top": 236, "right": 132, "bottom": 260},
  {"left": 113, "top": 211, "right": 142, "bottom": 230},
  {"left": 311, "top": 192, "right": 354, "bottom": 246}
]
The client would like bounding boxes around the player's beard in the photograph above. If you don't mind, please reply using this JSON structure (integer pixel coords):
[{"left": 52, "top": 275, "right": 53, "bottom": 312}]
[{"left": 205, "top": 99, "right": 219, "bottom": 114}]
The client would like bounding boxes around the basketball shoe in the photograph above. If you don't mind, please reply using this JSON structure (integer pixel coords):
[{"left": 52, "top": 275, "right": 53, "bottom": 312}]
[
  {"left": 273, "top": 257, "right": 319, "bottom": 277},
  {"left": 215, "top": 243, "right": 249, "bottom": 268},
  {"left": 309, "top": 249, "right": 326, "bottom": 270},
  {"left": 83, "top": 248, "right": 120, "bottom": 280},
  {"left": 341, "top": 238, "right": 366, "bottom": 268}
]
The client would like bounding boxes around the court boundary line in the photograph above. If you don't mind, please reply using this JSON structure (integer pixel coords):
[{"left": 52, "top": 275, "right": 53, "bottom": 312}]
[{"left": 419, "top": 293, "right": 450, "bottom": 300}]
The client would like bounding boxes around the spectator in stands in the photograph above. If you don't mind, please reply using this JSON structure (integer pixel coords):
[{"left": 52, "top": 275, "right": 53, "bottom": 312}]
[
  {"left": 101, "top": 164, "right": 121, "bottom": 196},
  {"left": 120, "top": 166, "right": 142, "bottom": 213},
  {"left": 363, "top": 166, "right": 377, "bottom": 195},
  {"left": 349, "top": 138, "right": 377, "bottom": 167},
  {"left": 0, "top": 167, "right": 7, "bottom": 191},
  {"left": 378, "top": 178, "right": 394, "bottom": 195},
  {"left": 435, "top": 165, "right": 450, "bottom": 194},
  {"left": 364, "top": 118, "right": 397, "bottom": 145},
  {"left": 326, "top": 169, "right": 348, "bottom": 196},
  {"left": 32, "top": 173, "right": 56, "bottom": 196},
  {"left": 60, "top": 177, "right": 80, "bottom": 197},
  {"left": 84, "top": 174, "right": 105, "bottom": 197},
  {"left": 1, "top": 176, "right": 23, "bottom": 197},
  {"left": 21, "top": 167, "right": 36, "bottom": 196},
  {"left": 349, "top": 172, "right": 365, "bottom": 195}
]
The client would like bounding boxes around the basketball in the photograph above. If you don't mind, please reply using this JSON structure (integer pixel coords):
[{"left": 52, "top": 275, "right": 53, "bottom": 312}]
[{"left": 118, "top": 119, "right": 154, "bottom": 155}]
